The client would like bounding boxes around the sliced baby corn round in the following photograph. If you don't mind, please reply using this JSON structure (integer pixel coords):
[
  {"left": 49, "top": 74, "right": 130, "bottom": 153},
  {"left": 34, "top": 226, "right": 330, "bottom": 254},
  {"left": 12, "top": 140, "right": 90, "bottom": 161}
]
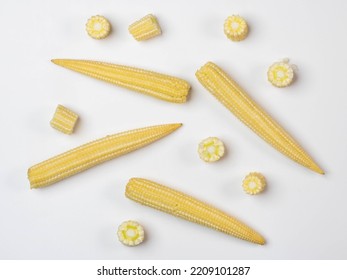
[
  {"left": 267, "top": 59, "right": 295, "bottom": 88},
  {"left": 198, "top": 137, "right": 225, "bottom": 162},
  {"left": 28, "top": 123, "right": 182, "bottom": 188},
  {"left": 224, "top": 15, "right": 248, "bottom": 41},
  {"left": 86, "top": 15, "right": 111, "bottom": 39},
  {"left": 242, "top": 172, "right": 266, "bottom": 195},
  {"left": 50, "top": 105, "right": 79, "bottom": 135},
  {"left": 126, "top": 178, "right": 266, "bottom": 245},
  {"left": 129, "top": 14, "right": 162, "bottom": 41},
  {"left": 117, "top": 221, "right": 145, "bottom": 246}
]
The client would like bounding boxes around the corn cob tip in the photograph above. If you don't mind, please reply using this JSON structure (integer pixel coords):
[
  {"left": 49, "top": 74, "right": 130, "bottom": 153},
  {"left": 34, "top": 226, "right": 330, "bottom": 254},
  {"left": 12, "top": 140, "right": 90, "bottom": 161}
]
[
  {"left": 51, "top": 59, "right": 66, "bottom": 66},
  {"left": 255, "top": 235, "right": 266, "bottom": 245}
]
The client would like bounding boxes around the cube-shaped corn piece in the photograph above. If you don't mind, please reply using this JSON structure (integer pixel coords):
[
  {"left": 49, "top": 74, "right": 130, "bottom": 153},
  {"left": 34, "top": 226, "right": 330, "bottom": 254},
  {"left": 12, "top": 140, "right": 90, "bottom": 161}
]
[
  {"left": 129, "top": 14, "right": 161, "bottom": 41},
  {"left": 50, "top": 105, "right": 78, "bottom": 135}
]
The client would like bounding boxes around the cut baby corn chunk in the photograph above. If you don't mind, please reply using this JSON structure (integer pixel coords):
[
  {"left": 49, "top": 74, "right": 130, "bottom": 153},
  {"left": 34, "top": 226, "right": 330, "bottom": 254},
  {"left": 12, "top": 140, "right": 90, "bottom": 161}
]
[
  {"left": 267, "top": 59, "right": 295, "bottom": 87},
  {"left": 117, "top": 221, "right": 145, "bottom": 246},
  {"left": 50, "top": 105, "right": 78, "bottom": 135},
  {"left": 126, "top": 178, "right": 266, "bottom": 245},
  {"left": 224, "top": 15, "right": 248, "bottom": 41},
  {"left": 198, "top": 137, "right": 225, "bottom": 162},
  {"left": 86, "top": 15, "right": 111, "bottom": 39},
  {"left": 51, "top": 59, "right": 190, "bottom": 103},
  {"left": 196, "top": 62, "right": 324, "bottom": 174},
  {"left": 242, "top": 172, "right": 266, "bottom": 195},
  {"left": 129, "top": 14, "right": 162, "bottom": 41},
  {"left": 28, "top": 123, "right": 182, "bottom": 188}
]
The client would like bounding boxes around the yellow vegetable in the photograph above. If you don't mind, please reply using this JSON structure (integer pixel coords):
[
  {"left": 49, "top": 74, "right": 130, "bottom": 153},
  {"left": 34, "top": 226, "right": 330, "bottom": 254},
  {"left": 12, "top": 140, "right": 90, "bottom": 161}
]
[
  {"left": 50, "top": 105, "right": 78, "bottom": 135},
  {"left": 117, "top": 221, "right": 145, "bottom": 246},
  {"left": 86, "top": 15, "right": 111, "bottom": 39},
  {"left": 129, "top": 14, "right": 162, "bottom": 41},
  {"left": 28, "top": 123, "right": 182, "bottom": 188},
  {"left": 125, "top": 178, "right": 265, "bottom": 245},
  {"left": 196, "top": 62, "right": 324, "bottom": 174},
  {"left": 267, "top": 59, "right": 295, "bottom": 88},
  {"left": 198, "top": 137, "right": 225, "bottom": 162},
  {"left": 224, "top": 15, "right": 248, "bottom": 41},
  {"left": 51, "top": 59, "right": 190, "bottom": 103},
  {"left": 242, "top": 172, "right": 266, "bottom": 195}
]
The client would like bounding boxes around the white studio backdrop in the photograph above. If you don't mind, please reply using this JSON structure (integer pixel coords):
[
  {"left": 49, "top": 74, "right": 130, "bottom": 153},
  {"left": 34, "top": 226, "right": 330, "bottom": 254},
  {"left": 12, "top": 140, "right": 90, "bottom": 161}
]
[{"left": 0, "top": 0, "right": 346, "bottom": 259}]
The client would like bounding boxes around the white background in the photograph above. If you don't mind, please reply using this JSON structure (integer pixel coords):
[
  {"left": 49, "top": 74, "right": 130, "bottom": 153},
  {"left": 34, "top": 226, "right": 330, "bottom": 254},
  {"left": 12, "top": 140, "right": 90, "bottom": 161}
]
[{"left": 0, "top": 0, "right": 346, "bottom": 260}]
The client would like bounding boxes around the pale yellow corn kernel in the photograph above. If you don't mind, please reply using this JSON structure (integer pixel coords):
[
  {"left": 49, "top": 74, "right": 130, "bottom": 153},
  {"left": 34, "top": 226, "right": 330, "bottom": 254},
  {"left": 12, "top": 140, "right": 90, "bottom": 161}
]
[
  {"left": 195, "top": 62, "right": 324, "bottom": 174},
  {"left": 51, "top": 59, "right": 190, "bottom": 103},
  {"left": 242, "top": 172, "right": 266, "bottom": 195},
  {"left": 268, "top": 59, "right": 295, "bottom": 87},
  {"left": 117, "top": 221, "right": 145, "bottom": 246},
  {"left": 50, "top": 105, "right": 78, "bottom": 135},
  {"left": 28, "top": 123, "right": 182, "bottom": 189},
  {"left": 125, "top": 178, "right": 266, "bottom": 245},
  {"left": 86, "top": 15, "right": 111, "bottom": 39},
  {"left": 224, "top": 15, "right": 248, "bottom": 41},
  {"left": 129, "top": 14, "right": 162, "bottom": 41},
  {"left": 198, "top": 137, "right": 225, "bottom": 162}
]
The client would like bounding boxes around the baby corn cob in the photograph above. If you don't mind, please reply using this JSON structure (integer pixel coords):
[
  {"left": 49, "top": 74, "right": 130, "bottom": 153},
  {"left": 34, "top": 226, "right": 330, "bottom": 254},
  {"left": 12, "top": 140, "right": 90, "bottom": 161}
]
[
  {"left": 51, "top": 59, "right": 190, "bottom": 103},
  {"left": 129, "top": 14, "right": 162, "bottom": 41},
  {"left": 196, "top": 62, "right": 324, "bottom": 174},
  {"left": 28, "top": 124, "right": 182, "bottom": 188},
  {"left": 125, "top": 178, "right": 265, "bottom": 245}
]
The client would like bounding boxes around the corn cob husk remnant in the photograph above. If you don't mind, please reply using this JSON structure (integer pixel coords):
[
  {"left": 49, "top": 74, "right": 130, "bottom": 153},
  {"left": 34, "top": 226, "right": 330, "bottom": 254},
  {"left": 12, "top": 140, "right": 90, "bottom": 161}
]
[
  {"left": 28, "top": 124, "right": 182, "bottom": 188},
  {"left": 125, "top": 178, "right": 266, "bottom": 245},
  {"left": 52, "top": 59, "right": 190, "bottom": 103},
  {"left": 196, "top": 62, "right": 324, "bottom": 174}
]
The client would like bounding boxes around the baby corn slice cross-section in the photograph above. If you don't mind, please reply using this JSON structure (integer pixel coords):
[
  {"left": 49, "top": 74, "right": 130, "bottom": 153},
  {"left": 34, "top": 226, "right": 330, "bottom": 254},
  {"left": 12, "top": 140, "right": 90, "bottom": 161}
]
[
  {"left": 129, "top": 14, "right": 162, "bottom": 41},
  {"left": 196, "top": 62, "right": 324, "bottom": 174},
  {"left": 28, "top": 124, "right": 182, "bottom": 188},
  {"left": 224, "top": 15, "right": 248, "bottom": 41},
  {"left": 86, "top": 15, "right": 111, "bottom": 39},
  {"left": 125, "top": 178, "right": 265, "bottom": 245},
  {"left": 52, "top": 59, "right": 190, "bottom": 103},
  {"left": 242, "top": 172, "right": 266, "bottom": 195}
]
